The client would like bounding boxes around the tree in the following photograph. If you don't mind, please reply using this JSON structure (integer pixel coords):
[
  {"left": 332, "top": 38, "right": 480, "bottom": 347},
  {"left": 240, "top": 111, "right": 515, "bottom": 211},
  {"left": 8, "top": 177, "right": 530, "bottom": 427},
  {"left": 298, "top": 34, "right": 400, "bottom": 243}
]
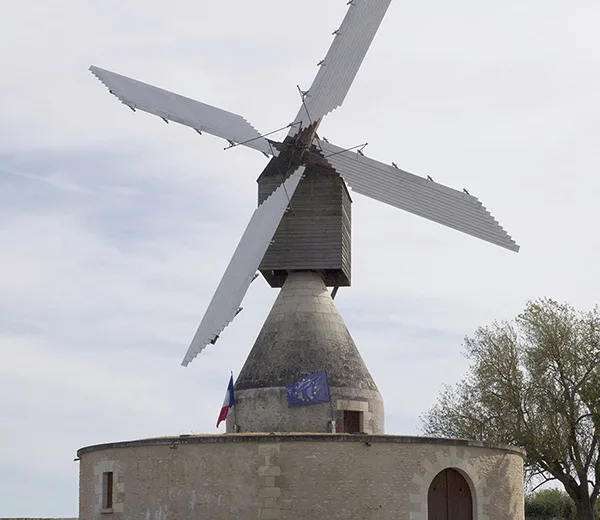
[
  {"left": 525, "top": 488, "right": 576, "bottom": 519},
  {"left": 421, "top": 299, "right": 600, "bottom": 520}
]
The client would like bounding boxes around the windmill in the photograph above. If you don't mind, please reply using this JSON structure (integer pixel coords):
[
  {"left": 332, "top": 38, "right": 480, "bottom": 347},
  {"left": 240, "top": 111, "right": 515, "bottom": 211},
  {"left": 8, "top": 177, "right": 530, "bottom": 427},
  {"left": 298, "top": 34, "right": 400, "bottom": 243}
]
[{"left": 89, "top": 0, "right": 519, "bottom": 376}]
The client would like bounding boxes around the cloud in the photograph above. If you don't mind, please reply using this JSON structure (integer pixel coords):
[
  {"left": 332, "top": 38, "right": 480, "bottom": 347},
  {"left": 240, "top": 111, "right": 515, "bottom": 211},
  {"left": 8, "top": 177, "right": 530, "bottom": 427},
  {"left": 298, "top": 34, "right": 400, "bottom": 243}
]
[{"left": 2, "top": 0, "right": 600, "bottom": 516}]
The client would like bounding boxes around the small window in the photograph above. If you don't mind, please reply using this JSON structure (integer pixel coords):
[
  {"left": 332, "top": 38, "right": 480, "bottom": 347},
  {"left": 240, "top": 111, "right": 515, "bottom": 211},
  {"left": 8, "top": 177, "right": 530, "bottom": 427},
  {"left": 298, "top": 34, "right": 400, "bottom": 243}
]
[
  {"left": 343, "top": 410, "right": 361, "bottom": 433},
  {"left": 102, "top": 471, "right": 113, "bottom": 510}
]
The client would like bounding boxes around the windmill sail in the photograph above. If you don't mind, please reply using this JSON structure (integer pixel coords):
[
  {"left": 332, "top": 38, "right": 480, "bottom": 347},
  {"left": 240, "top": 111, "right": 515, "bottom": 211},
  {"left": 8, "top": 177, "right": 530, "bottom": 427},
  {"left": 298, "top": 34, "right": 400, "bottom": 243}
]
[
  {"left": 181, "top": 166, "right": 305, "bottom": 366},
  {"left": 290, "top": 0, "right": 392, "bottom": 134},
  {"left": 89, "top": 66, "right": 274, "bottom": 156},
  {"left": 318, "top": 140, "right": 519, "bottom": 252}
]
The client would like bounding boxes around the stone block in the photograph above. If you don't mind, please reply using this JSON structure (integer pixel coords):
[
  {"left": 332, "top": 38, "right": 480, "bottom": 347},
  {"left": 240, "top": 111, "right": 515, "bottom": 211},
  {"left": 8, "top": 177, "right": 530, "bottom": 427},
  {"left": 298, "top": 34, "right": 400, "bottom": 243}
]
[
  {"left": 259, "top": 487, "right": 281, "bottom": 498},
  {"left": 258, "top": 465, "right": 281, "bottom": 477},
  {"left": 259, "top": 508, "right": 281, "bottom": 519}
]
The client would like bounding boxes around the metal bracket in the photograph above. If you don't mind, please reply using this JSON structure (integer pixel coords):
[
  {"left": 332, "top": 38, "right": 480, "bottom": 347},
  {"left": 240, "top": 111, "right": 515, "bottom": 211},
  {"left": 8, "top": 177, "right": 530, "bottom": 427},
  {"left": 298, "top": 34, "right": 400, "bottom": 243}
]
[
  {"left": 297, "top": 85, "right": 309, "bottom": 100},
  {"left": 331, "top": 286, "right": 340, "bottom": 300}
]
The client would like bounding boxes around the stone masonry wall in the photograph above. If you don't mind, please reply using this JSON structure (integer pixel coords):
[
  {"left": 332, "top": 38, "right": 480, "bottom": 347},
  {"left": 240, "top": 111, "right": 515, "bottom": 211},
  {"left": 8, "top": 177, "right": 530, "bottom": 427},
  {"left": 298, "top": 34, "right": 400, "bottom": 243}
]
[
  {"left": 78, "top": 435, "right": 524, "bottom": 520},
  {"left": 228, "top": 386, "right": 384, "bottom": 434}
]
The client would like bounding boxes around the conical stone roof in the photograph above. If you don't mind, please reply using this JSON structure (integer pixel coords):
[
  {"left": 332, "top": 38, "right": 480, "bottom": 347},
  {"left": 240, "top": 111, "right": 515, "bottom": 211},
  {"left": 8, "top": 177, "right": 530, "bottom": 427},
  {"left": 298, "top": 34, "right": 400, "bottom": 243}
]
[{"left": 236, "top": 271, "right": 378, "bottom": 391}]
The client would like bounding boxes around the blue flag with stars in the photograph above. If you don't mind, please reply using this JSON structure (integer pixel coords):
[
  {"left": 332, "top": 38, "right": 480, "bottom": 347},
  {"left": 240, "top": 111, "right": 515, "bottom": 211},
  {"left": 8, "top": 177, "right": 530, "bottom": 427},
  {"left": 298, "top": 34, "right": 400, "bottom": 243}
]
[{"left": 286, "top": 370, "right": 331, "bottom": 408}]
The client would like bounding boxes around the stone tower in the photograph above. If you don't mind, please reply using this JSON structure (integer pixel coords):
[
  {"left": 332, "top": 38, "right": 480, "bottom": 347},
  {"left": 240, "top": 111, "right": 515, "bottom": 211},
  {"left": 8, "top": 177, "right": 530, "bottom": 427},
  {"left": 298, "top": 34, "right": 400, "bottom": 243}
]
[{"left": 227, "top": 270, "right": 384, "bottom": 434}]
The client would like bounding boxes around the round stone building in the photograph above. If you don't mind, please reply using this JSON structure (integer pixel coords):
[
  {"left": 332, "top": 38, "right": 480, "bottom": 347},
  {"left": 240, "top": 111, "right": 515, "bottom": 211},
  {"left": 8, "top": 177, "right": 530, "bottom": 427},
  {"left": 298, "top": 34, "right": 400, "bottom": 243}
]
[
  {"left": 78, "top": 272, "right": 525, "bottom": 519},
  {"left": 79, "top": 434, "right": 524, "bottom": 520}
]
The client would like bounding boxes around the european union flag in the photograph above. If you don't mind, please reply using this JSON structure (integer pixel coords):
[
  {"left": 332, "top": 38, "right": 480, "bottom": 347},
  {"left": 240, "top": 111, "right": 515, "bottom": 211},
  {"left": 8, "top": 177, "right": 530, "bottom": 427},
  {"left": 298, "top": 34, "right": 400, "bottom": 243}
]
[{"left": 286, "top": 370, "right": 331, "bottom": 408}]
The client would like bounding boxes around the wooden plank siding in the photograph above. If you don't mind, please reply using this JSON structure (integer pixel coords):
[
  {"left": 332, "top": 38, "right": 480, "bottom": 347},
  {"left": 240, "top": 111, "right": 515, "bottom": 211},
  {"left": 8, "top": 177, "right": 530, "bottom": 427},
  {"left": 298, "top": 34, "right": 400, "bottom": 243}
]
[{"left": 257, "top": 161, "right": 352, "bottom": 287}]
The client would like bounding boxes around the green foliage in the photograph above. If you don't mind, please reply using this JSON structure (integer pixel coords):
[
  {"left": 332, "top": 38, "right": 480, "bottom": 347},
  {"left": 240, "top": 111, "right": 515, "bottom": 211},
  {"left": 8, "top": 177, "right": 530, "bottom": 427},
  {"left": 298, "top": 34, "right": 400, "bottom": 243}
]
[
  {"left": 525, "top": 488, "right": 577, "bottom": 519},
  {"left": 421, "top": 298, "right": 600, "bottom": 520}
]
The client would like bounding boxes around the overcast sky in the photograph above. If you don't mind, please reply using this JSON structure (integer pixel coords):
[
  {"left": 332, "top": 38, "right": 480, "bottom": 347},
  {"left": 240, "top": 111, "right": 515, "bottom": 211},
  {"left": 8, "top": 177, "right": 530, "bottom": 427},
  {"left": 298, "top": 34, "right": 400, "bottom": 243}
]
[{"left": 1, "top": 0, "right": 599, "bottom": 516}]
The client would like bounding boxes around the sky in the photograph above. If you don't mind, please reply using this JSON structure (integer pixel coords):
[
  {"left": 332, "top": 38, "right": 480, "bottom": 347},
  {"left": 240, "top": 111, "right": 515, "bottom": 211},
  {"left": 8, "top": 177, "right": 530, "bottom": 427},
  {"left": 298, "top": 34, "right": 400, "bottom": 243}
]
[{"left": 1, "top": 0, "right": 599, "bottom": 516}]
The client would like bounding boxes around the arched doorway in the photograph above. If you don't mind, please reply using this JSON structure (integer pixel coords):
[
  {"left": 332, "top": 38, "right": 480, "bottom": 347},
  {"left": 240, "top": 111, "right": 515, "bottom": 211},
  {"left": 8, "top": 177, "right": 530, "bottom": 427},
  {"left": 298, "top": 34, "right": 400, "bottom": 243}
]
[{"left": 427, "top": 468, "right": 473, "bottom": 520}]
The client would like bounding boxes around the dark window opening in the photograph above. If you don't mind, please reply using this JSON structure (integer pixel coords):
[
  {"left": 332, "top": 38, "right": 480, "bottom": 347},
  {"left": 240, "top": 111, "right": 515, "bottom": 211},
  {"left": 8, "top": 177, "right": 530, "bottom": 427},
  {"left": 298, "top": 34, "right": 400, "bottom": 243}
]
[
  {"left": 343, "top": 410, "right": 361, "bottom": 433},
  {"left": 102, "top": 471, "right": 113, "bottom": 510}
]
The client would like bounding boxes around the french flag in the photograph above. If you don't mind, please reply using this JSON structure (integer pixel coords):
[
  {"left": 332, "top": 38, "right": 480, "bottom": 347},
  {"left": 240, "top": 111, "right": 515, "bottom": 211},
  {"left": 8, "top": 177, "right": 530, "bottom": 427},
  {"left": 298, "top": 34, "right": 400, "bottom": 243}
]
[{"left": 216, "top": 374, "right": 235, "bottom": 428}]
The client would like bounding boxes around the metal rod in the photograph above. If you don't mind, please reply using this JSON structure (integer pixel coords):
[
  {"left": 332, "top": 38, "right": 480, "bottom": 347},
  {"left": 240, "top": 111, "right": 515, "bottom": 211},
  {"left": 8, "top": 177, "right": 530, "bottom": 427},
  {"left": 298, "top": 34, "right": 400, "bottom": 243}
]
[
  {"left": 325, "top": 370, "right": 336, "bottom": 432},
  {"left": 323, "top": 142, "right": 368, "bottom": 160},
  {"left": 231, "top": 370, "right": 239, "bottom": 433},
  {"left": 295, "top": 86, "right": 324, "bottom": 152},
  {"left": 223, "top": 122, "right": 300, "bottom": 150}
]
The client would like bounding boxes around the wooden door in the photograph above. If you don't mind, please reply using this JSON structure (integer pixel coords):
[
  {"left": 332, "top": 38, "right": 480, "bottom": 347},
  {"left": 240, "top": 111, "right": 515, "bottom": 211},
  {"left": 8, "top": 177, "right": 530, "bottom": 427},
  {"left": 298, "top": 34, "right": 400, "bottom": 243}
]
[
  {"left": 428, "top": 468, "right": 472, "bottom": 520},
  {"left": 343, "top": 410, "right": 361, "bottom": 433}
]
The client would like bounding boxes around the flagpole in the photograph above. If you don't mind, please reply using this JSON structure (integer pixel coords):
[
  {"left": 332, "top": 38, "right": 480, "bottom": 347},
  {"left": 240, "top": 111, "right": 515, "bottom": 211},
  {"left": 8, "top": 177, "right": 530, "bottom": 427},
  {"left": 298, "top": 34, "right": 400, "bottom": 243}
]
[
  {"left": 324, "top": 370, "right": 336, "bottom": 433},
  {"left": 231, "top": 370, "right": 239, "bottom": 433}
]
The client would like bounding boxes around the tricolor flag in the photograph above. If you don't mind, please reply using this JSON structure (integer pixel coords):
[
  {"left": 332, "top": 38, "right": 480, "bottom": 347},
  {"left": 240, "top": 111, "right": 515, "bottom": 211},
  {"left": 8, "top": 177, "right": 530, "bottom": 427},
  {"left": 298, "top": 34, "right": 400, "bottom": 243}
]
[{"left": 216, "top": 374, "right": 235, "bottom": 428}]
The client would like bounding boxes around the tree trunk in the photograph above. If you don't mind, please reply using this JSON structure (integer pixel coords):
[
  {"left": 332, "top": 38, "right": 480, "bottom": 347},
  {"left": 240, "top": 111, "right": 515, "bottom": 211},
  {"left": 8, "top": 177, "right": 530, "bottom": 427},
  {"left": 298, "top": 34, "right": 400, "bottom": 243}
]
[{"left": 574, "top": 497, "right": 595, "bottom": 520}]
